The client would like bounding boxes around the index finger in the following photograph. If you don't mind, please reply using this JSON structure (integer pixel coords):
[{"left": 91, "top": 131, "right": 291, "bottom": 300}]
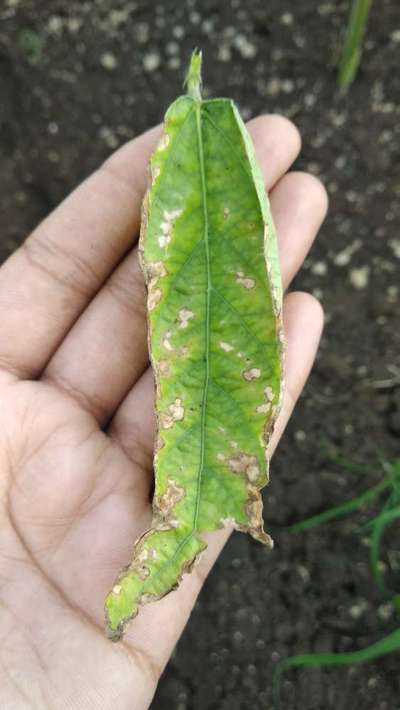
[{"left": 0, "top": 125, "right": 161, "bottom": 380}]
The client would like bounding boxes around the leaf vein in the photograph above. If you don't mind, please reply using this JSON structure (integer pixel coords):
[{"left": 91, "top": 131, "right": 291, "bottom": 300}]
[
  {"left": 211, "top": 287, "right": 266, "bottom": 349},
  {"left": 202, "top": 110, "right": 253, "bottom": 182}
]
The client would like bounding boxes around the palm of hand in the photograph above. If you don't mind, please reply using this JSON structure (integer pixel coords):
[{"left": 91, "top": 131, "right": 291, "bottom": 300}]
[
  {"left": 0, "top": 116, "right": 326, "bottom": 709},
  {"left": 1, "top": 376, "right": 159, "bottom": 707}
]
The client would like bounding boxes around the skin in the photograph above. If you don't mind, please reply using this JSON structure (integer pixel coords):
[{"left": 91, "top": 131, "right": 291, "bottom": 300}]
[{"left": 0, "top": 115, "right": 327, "bottom": 710}]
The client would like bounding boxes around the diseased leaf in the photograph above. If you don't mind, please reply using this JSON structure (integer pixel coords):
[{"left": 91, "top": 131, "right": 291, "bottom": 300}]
[{"left": 105, "top": 51, "right": 284, "bottom": 641}]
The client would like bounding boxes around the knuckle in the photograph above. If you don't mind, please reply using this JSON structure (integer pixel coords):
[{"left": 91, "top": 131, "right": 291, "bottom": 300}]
[{"left": 22, "top": 233, "right": 96, "bottom": 299}]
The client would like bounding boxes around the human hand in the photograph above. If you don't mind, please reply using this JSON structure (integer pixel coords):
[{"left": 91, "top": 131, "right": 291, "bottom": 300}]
[{"left": 0, "top": 115, "right": 326, "bottom": 709}]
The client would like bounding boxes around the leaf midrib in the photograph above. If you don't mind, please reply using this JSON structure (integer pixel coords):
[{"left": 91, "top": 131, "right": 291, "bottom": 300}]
[
  {"left": 152, "top": 101, "right": 210, "bottom": 569},
  {"left": 165, "top": 101, "right": 210, "bottom": 564},
  {"left": 149, "top": 100, "right": 262, "bottom": 574},
  {"left": 192, "top": 100, "right": 210, "bottom": 532}
]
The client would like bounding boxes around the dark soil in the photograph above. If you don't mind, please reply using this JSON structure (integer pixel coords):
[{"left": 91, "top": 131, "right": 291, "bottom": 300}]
[{"left": 1, "top": 1, "right": 400, "bottom": 709}]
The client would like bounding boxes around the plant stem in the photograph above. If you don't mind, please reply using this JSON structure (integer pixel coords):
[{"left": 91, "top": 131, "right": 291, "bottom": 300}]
[{"left": 185, "top": 49, "right": 203, "bottom": 101}]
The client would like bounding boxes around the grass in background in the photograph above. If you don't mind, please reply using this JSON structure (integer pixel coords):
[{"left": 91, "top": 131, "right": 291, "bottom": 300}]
[
  {"left": 17, "top": 28, "right": 45, "bottom": 65},
  {"left": 273, "top": 459, "right": 400, "bottom": 708},
  {"left": 338, "top": 0, "right": 373, "bottom": 87}
]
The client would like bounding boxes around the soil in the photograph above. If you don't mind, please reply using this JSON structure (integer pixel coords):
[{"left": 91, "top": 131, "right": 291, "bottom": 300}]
[{"left": 1, "top": 1, "right": 400, "bottom": 709}]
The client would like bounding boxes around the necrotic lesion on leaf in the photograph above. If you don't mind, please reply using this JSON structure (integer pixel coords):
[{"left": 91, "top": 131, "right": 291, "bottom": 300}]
[{"left": 105, "top": 50, "right": 284, "bottom": 641}]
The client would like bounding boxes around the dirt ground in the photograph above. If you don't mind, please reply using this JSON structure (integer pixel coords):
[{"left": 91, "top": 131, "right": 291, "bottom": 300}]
[{"left": 1, "top": 1, "right": 399, "bottom": 708}]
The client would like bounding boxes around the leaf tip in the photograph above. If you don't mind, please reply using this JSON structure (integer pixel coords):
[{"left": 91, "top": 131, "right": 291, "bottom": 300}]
[
  {"left": 184, "top": 48, "right": 203, "bottom": 101},
  {"left": 105, "top": 622, "right": 123, "bottom": 643},
  {"left": 104, "top": 601, "right": 123, "bottom": 642}
]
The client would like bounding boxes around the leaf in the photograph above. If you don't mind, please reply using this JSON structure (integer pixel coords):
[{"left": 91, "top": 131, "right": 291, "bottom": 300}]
[{"left": 105, "top": 50, "right": 284, "bottom": 641}]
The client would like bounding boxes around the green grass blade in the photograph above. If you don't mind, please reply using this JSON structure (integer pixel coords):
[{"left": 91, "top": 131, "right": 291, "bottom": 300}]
[
  {"left": 273, "top": 629, "right": 400, "bottom": 708},
  {"left": 328, "top": 455, "right": 375, "bottom": 474},
  {"left": 382, "top": 460, "right": 400, "bottom": 478},
  {"left": 384, "top": 461, "right": 400, "bottom": 499},
  {"left": 370, "top": 505, "right": 400, "bottom": 594},
  {"left": 289, "top": 480, "right": 389, "bottom": 532},
  {"left": 338, "top": 0, "right": 373, "bottom": 88},
  {"left": 365, "top": 490, "right": 400, "bottom": 529}
]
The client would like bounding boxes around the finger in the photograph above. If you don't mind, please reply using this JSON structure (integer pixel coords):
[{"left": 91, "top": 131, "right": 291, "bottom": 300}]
[
  {"left": 43, "top": 250, "right": 148, "bottom": 424},
  {"left": 43, "top": 115, "right": 303, "bottom": 423},
  {"left": 122, "top": 292, "right": 324, "bottom": 672},
  {"left": 246, "top": 114, "right": 301, "bottom": 186},
  {"left": 272, "top": 171, "right": 328, "bottom": 289},
  {"left": 0, "top": 125, "right": 161, "bottom": 380}
]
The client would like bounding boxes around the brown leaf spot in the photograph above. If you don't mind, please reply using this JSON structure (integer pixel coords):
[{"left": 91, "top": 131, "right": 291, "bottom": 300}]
[
  {"left": 148, "top": 287, "right": 162, "bottom": 310},
  {"left": 160, "top": 397, "right": 184, "bottom": 429},
  {"left": 219, "top": 341, "right": 234, "bottom": 352},
  {"left": 158, "top": 360, "right": 170, "bottom": 376},
  {"left": 137, "top": 548, "right": 157, "bottom": 562},
  {"left": 153, "top": 521, "right": 171, "bottom": 532},
  {"left": 158, "top": 234, "right": 170, "bottom": 249},
  {"left": 155, "top": 434, "right": 165, "bottom": 452},
  {"left": 151, "top": 166, "right": 160, "bottom": 186},
  {"left": 129, "top": 546, "right": 158, "bottom": 583},
  {"left": 228, "top": 453, "right": 260, "bottom": 482},
  {"left": 247, "top": 465, "right": 260, "bottom": 482},
  {"left": 245, "top": 485, "right": 274, "bottom": 546},
  {"left": 136, "top": 565, "right": 150, "bottom": 580},
  {"left": 147, "top": 260, "right": 167, "bottom": 281},
  {"left": 243, "top": 367, "right": 261, "bottom": 381},
  {"left": 163, "top": 330, "right": 174, "bottom": 351},
  {"left": 147, "top": 261, "right": 166, "bottom": 310},
  {"left": 264, "top": 386, "right": 273, "bottom": 402},
  {"left": 157, "top": 478, "right": 186, "bottom": 514},
  {"left": 178, "top": 308, "right": 194, "bottom": 329},
  {"left": 140, "top": 592, "right": 159, "bottom": 604},
  {"left": 220, "top": 516, "right": 236, "bottom": 527},
  {"left": 181, "top": 549, "right": 204, "bottom": 574},
  {"left": 158, "top": 132, "right": 170, "bottom": 151},
  {"left": 236, "top": 271, "right": 255, "bottom": 289},
  {"left": 256, "top": 403, "right": 271, "bottom": 414},
  {"left": 158, "top": 208, "right": 183, "bottom": 249}
]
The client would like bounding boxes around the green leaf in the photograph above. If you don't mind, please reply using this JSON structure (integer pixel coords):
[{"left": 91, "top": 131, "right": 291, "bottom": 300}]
[{"left": 105, "top": 50, "right": 284, "bottom": 640}]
